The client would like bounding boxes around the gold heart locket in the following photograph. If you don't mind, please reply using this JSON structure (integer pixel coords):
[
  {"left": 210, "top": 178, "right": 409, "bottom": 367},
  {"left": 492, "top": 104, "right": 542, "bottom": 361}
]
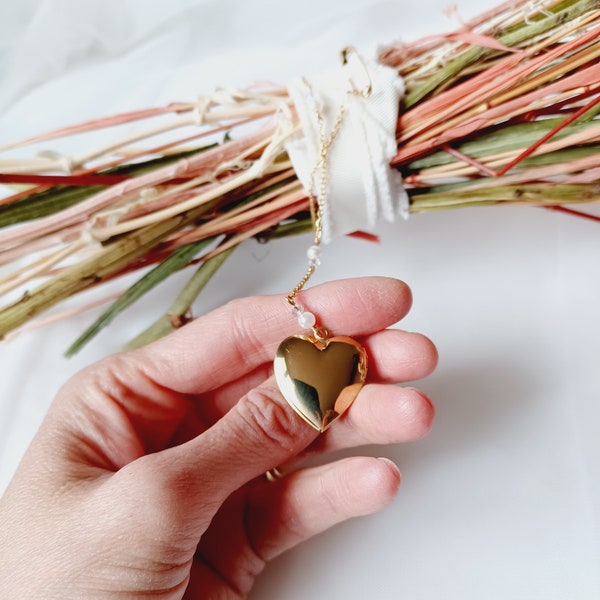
[{"left": 274, "top": 328, "right": 367, "bottom": 432}]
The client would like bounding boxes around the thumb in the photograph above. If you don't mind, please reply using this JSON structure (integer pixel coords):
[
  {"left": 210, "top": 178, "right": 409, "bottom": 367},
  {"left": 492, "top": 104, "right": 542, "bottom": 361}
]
[{"left": 141, "top": 376, "right": 319, "bottom": 525}]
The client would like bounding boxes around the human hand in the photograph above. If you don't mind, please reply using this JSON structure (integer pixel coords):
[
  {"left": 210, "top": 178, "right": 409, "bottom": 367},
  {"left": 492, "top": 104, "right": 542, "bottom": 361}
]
[{"left": 0, "top": 277, "right": 437, "bottom": 599}]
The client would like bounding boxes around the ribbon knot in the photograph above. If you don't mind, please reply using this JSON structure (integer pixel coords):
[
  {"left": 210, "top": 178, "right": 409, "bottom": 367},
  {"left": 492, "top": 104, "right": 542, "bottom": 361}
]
[{"left": 285, "top": 52, "right": 408, "bottom": 243}]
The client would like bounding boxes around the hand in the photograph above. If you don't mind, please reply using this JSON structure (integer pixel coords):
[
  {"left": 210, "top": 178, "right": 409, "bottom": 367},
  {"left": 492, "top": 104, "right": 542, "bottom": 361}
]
[{"left": 0, "top": 277, "right": 437, "bottom": 599}]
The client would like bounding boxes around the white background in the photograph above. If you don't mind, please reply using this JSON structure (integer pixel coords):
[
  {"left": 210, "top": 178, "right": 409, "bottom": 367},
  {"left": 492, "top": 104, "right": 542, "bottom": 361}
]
[{"left": 1, "top": 1, "right": 599, "bottom": 598}]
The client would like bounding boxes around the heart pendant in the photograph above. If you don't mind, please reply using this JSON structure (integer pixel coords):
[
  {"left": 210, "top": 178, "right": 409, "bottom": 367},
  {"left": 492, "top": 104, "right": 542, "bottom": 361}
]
[{"left": 274, "top": 333, "right": 368, "bottom": 432}]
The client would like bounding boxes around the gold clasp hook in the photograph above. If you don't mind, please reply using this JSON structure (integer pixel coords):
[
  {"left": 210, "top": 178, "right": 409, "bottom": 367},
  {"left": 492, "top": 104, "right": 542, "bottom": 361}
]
[{"left": 340, "top": 46, "right": 372, "bottom": 98}]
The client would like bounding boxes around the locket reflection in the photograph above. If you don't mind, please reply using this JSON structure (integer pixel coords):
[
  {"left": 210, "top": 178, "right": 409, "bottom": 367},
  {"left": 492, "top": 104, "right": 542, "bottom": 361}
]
[{"left": 274, "top": 334, "right": 368, "bottom": 432}]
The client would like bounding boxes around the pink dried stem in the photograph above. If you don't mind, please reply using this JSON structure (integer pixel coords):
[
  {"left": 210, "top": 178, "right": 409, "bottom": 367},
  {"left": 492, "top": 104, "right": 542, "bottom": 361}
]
[
  {"left": 0, "top": 105, "right": 183, "bottom": 153},
  {"left": 394, "top": 64, "right": 600, "bottom": 165},
  {"left": 0, "top": 122, "right": 277, "bottom": 251},
  {"left": 440, "top": 94, "right": 600, "bottom": 178},
  {"left": 396, "top": 24, "right": 600, "bottom": 147}
]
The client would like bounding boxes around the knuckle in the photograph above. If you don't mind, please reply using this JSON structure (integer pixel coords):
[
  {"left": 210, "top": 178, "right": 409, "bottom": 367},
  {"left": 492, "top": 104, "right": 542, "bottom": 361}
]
[
  {"left": 61, "top": 354, "right": 131, "bottom": 399},
  {"left": 275, "top": 503, "right": 310, "bottom": 548},
  {"left": 224, "top": 297, "right": 270, "bottom": 334},
  {"left": 222, "top": 297, "right": 273, "bottom": 361},
  {"left": 237, "top": 384, "right": 303, "bottom": 456}
]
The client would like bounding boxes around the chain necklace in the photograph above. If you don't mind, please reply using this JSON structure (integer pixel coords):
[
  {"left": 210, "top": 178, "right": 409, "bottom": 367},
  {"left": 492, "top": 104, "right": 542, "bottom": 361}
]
[{"left": 273, "top": 49, "right": 371, "bottom": 433}]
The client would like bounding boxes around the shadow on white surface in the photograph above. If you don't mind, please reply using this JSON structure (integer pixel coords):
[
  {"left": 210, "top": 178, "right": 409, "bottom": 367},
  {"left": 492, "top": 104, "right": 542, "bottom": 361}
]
[{"left": 252, "top": 352, "right": 596, "bottom": 599}]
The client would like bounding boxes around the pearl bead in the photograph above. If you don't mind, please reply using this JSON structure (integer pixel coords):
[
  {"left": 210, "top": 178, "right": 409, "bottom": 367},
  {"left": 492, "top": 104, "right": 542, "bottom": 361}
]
[
  {"left": 307, "top": 245, "right": 321, "bottom": 260},
  {"left": 297, "top": 311, "right": 316, "bottom": 330}
]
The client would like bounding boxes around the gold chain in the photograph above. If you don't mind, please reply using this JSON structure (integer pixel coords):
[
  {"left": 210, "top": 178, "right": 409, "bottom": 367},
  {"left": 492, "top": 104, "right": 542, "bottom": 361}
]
[
  {"left": 285, "top": 47, "right": 373, "bottom": 330},
  {"left": 286, "top": 85, "right": 346, "bottom": 311}
]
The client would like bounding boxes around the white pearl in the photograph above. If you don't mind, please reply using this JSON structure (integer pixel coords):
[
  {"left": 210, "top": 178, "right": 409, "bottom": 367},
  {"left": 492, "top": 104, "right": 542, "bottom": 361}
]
[
  {"left": 307, "top": 245, "right": 321, "bottom": 260},
  {"left": 297, "top": 311, "right": 316, "bottom": 330}
]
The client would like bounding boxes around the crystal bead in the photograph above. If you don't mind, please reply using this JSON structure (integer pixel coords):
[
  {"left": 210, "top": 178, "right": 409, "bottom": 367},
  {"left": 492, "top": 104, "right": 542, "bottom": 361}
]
[
  {"left": 291, "top": 303, "right": 304, "bottom": 316},
  {"left": 307, "top": 245, "right": 321, "bottom": 267}
]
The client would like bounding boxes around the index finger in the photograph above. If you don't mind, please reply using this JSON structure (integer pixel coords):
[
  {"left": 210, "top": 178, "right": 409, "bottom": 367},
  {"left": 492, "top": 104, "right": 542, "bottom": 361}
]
[{"left": 134, "top": 276, "right": 412, "bottom": 395}]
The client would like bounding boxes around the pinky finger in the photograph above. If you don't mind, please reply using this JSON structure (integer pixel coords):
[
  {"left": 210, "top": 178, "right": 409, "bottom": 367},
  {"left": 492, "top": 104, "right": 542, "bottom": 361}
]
[{"left": 247, "top": 456, "right": 401, "bottom": 562}]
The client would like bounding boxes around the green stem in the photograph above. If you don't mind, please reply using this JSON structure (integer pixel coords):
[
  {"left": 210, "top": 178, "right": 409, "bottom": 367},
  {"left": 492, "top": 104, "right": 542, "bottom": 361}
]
[
  {"left": 260, "top": 218, "right": 313, "bottom": 240},
  {"left": 407, "top": 119, "right": 598, "bottom": 170},
  {"left": 0, "top": 208, "right": 208, "bottom": 339},
  {"left": 64, "top": 238, "right": 215, "bottom": 356},
  {"left": 410, "top": 182, "right": 600, "bottom": 211},
  {"left": 124, "top": 244, "right": 237, "bottom": 350}
]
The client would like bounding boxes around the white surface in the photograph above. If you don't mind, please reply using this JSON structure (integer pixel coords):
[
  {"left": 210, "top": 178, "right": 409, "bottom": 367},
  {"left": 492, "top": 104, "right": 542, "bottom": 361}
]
[{"left": 1, "top": 1, "right": 599, "bottom": 599}]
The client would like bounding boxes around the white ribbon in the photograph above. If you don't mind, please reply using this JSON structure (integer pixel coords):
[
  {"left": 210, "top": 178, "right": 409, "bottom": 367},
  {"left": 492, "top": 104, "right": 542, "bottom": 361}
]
[{"left": 285, "top": 51, "right": 407, "bottom": 243}]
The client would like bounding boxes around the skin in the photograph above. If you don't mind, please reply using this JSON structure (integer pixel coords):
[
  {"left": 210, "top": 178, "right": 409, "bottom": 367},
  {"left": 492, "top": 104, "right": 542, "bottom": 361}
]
[{"left": 0, "top": 277, "right": 437, "bottom": 599}]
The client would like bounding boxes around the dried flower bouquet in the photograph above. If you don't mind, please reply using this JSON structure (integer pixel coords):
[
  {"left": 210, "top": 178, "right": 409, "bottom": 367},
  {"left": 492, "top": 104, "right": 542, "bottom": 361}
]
[{"left": 0, "top": 0, "right": 598, "bottom": 353}]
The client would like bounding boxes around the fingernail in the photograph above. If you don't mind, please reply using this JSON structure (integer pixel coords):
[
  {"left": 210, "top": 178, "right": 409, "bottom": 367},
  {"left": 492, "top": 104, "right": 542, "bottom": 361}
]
[
  {"left": 405, "top": 387, "right": 435, "bottom": 411},
  {"left": 376, "top": 456, "right": 400, "bottom": 474},
  {"left": 376, "top": 456, "right": 402, "bottom": 488}
]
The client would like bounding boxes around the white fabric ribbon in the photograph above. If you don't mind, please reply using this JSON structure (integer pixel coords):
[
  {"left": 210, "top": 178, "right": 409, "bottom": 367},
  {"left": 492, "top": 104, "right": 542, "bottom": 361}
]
[{"left": 285, "top": 52, "right": 407, "bottom": 243}]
